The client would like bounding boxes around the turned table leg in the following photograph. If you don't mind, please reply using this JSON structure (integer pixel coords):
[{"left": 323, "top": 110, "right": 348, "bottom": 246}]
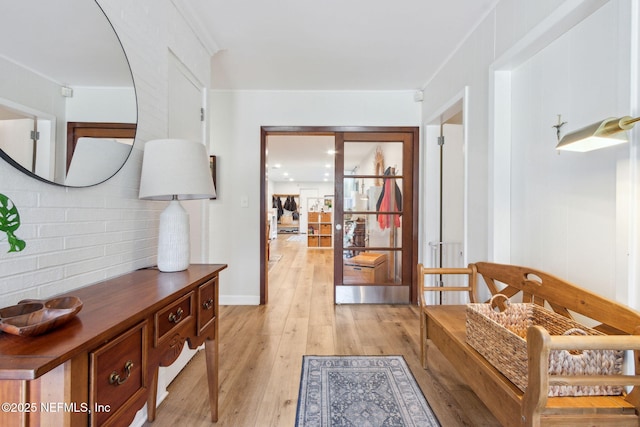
[
  {"left": 204, "top": 338, "right": 218, "bottom": 422},
  {"left": 147, "top": 367, "right": 159, "bottom": 422}
]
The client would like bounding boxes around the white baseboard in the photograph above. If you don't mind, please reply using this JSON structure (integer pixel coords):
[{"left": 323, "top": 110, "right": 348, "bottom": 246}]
[
  {"left": 129, "top": 407, "right": 149, "bottom": 427},
  {"left": 219, "top": 294, "right": 260, "bottom": 305}
]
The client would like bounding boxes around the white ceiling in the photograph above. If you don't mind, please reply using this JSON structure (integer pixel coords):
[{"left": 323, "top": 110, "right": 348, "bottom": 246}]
[
  {"left": 184, "top": 0, "right": 498, "bottom": 182},
  {"left": 266, "top": 134, "right": 380, "bottom": 183},
  {"left": 4, "top": 0, "right": 499, "bottom": 90},
  {"left": 2, "top": 1, "right": 498, "bottom": 183},
  {"left": 184, "top": 0, "right": 499, "bottom": 90},
  {"left": 267, "top": 135, "right": 336, "bottom": 183}
]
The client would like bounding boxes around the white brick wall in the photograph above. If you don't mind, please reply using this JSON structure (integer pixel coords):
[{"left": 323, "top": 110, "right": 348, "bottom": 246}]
[{"left": 0, "top": 0, "right": 211, "bottom": 308}]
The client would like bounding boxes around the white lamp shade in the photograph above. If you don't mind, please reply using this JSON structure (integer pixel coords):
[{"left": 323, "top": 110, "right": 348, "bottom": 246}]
[
  {"left": 66, "top": 138, "right": 131, "bottom": 186},
  {"left": 139, "top": 139, "right": 216, "bottom": 200},
  {"left": 139, "top": 139, "right": 215, "bottom": 272}
]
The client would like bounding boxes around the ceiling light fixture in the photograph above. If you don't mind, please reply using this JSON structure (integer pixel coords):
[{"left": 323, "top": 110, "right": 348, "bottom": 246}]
[{"left": 556, "top": 115, "right": 640, "bottom": 152}]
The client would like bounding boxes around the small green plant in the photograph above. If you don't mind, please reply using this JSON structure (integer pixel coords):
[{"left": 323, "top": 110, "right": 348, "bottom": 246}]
[{"left": 0, "top": 193, "right": 26, "bottom": 253}]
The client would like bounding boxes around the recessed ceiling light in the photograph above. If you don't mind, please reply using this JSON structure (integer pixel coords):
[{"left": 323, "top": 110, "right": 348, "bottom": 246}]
[
  {"left": 283, "top": 172, "right": 289, "bottom": 176},
  {"left": 325, "top": 164, "right": 331, "bottom": 168},
  {"left": 273, "top": 163, "right": 282, "bottom": 169},
  {"left": 327, "top": 150, "right": 336, "bottom": 155},
  {"left": 289, "top": 178, "right": 294, "bottom": 182}
]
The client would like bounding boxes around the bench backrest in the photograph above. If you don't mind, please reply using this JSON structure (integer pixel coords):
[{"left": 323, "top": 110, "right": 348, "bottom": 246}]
[{"left": 475, "top": 262, "right": 640, "bottom": 335}]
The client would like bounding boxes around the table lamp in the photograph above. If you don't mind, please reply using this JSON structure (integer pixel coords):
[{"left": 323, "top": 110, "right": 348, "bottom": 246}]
[{"left": 139, "top": 139, "right": 216, "bottom": 272}]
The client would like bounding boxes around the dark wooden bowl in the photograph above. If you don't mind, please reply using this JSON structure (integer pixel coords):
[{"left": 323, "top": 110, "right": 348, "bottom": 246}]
[
  {"left": 0, "top": 302, "right": 43, "bottom": 318},
  {"left": 0, "top": 296, "right": 82, "bottom": 337}
]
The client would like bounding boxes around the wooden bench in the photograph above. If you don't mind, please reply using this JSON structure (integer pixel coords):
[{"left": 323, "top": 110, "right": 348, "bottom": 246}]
[{"left": 418, "top": 262, "right": 640, "bottom": 426}]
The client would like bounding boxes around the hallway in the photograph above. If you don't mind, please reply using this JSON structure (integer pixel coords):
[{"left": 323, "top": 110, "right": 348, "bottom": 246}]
[{"left": 146, "top": 238, "right": 499, "bottom": 426}]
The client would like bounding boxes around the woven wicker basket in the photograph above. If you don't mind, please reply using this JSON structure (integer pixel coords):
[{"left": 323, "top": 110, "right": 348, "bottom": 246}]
[{"left": 466, "top": 294, "right": 624, "bottom": 396}]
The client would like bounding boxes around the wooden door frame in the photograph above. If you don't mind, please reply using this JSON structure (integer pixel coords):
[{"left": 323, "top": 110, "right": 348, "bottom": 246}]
[
  {"left": 260, "top": 126, "right": 420, "bottom": 305},
  {"left": 66, "top": 122, "right": 136, "bottom": 172}
]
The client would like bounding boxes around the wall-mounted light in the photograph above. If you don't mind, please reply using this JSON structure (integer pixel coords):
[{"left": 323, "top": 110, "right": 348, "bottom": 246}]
[{"left": 556, "top": 116, "right": 640, "bottom": 152}]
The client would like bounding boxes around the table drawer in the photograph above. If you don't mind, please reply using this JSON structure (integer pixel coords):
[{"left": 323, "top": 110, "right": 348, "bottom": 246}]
[
  {"left": 198, "top": 278, "right": 217, "bottom": 336},
  {"left": 155, "top": 292, "right": 194, "bottom": 346},
  {"left": 90, "top": 321, "right": 147, "bottom": 426}
]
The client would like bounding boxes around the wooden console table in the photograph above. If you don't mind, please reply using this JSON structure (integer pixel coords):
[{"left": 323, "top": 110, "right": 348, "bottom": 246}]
[{"left": 0, "top": 264, "right": 227, "bottom": 426}]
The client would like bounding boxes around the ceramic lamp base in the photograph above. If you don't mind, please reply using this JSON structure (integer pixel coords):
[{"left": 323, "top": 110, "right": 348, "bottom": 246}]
[{"left": 157, "top": 199, "right": 190, "bottom": 272}]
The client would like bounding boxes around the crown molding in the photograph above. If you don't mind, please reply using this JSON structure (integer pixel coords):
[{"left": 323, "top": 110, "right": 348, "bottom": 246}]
[{"left": 171, "top": 0, "right": 221, "bottom": 56}]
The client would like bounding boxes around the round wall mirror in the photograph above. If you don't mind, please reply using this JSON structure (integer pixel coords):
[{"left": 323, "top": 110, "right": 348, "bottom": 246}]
[{"left": 0, "top": 0, "right": 137, "bottom": 187}]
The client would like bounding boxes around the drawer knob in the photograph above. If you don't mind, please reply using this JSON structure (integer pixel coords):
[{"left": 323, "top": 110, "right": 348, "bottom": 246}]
[
  {"left": 202, "top": 298, "right": 214, "bottom": 310},
  {"left": 168, "top": 307, "right": 184, "bottom": 323},
  {"left": 109, "top": 360, "right": 134, "bottom": 386}
]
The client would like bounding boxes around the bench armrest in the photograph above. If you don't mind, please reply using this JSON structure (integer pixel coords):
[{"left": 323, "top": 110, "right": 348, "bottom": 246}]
[
  {"left": 523, "top": 325, "right": 640, "bottom": 425},
  {"left": 417, "top": 263, "right": 478, "bottom": 306}
]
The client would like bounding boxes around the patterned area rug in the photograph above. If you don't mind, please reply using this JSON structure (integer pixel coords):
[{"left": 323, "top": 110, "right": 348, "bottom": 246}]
[{"left": 295, "top": 355, "right": 440, "bottom": 427}]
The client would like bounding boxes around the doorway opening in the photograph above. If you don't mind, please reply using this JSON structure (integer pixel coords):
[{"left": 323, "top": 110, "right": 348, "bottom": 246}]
[
  {"left": 266, "top": 134, "right": 335, "bottom": 241},
  {"left": 423, "top": 88, "right": 468, "bottom": 305},
  {"left": 260, "top": 126, "right": 419, "bottom": 305}
]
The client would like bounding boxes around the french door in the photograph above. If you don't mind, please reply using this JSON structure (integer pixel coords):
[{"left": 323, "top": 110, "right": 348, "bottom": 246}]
[{"left": 334, "top": 129, "right": 418, "bottom": 304}]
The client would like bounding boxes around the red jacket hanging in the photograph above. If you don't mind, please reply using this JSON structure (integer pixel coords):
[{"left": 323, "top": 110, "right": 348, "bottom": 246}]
[{"left": 376, "top": 167, "right": 402, "bottom": 230}]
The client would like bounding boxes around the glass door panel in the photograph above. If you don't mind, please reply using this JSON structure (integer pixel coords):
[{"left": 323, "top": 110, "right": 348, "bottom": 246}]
[
  {"left": 335, "top": 132, "right": 417, "bottom": 303},
  {"left": 343, "top": 212, "right": 404, "bottom": 248}
]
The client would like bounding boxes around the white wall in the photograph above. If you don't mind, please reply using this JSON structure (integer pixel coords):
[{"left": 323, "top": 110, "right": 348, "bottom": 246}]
[
  {"left": 0, "top": 0, "right": 212, "bottom": 306},
  {"left": 0, "top": 57, "right": 67, "bottom": 179},
  {"left": 66, "top": 87, "right": 137, "bottom": 123},
  {"left": 421, "top": 0, "right": 639, "bottom": 306},
  {"left": 510, "top": 1, "right": 631, "bottom": 299},
  {"left": 0, "top": 57, "right": 66, "bottom": 128},
  {"left": 2, "top": 0, "right": 635, "bottom": 311},
  {"left": 210, "top": 90, "right": 420, "bottom": 304},
  {"left": 420, "top": 11, "right": 495, "bottom": 266},
  {"left": 0, "top": 3, "right": 213, "bottom": 421}
]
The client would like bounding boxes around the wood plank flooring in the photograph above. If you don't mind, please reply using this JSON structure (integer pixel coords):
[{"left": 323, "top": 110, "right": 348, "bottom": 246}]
[{"left": 144, "top": 237, "right": 500, "bottom": 426}]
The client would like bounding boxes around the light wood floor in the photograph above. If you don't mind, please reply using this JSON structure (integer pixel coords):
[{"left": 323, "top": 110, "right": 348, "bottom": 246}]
[{"left": 144, "top": 238, "right": 500, "bottom": 426}]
